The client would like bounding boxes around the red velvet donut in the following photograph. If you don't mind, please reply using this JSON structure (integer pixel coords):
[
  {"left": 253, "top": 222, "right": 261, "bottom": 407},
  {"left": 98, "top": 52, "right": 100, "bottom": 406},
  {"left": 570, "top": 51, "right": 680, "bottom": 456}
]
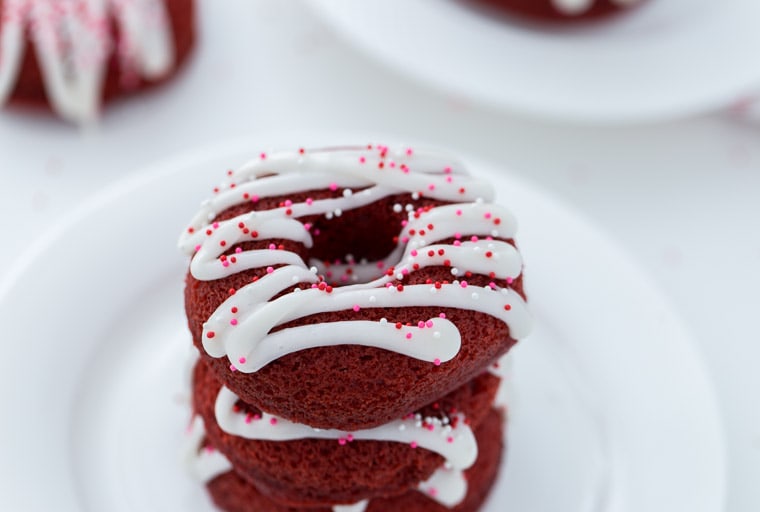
[{"left": 0, "top": 0, "right": 196, "bottom": 122}]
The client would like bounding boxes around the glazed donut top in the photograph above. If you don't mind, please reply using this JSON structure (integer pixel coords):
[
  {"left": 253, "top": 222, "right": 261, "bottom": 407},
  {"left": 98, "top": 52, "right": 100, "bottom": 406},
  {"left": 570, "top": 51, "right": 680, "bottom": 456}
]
[
  {"left": 0, "top": 0, "right": 175, "bottom": 122},
  {"left": 553, "top": 0, "right": 640, "bottom": 15},
  {"left": 179, "top": 145, "right": 532, "bottom": 374}
]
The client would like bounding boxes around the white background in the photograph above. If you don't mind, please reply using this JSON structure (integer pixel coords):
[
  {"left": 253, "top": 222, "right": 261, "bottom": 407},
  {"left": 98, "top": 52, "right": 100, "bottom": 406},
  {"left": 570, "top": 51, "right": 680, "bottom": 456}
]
[{"left": 0, "top": 1, "right": 757, "bottom": 510}]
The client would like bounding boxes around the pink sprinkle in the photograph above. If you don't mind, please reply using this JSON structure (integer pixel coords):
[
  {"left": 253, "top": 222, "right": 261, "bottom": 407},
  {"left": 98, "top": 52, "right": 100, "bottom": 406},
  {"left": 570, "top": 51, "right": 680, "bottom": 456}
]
[
  {"left": 485, "top": 212, "right": 492, "bottom": 219},
  {"left": 418, "top": 321, "right": 425, "bottom": 328},
  {"left": 389, "top": 161, "right": 396, "bottom": 168},
  {"left": 235, "top": 247, "right": 242, "bottom": 253},
  {"left": 460, "top": 281, "right": 468, "bottom": 288},
  {"left": 456, "top": 209, "right": 462, "bottom": 216},
  {"left": 428, "top": 488, "right": 439, "bottom": 497},
  {"left": 428, "top": 183, "right": 435, "bottom": 191},
  {"left": 347, "top": 434, "right": 354, "bottom": 442},
  {"left": 427, "top": 424, "right": 435, "bottom": 431},
  {"left": 377, "top": 261, "right": 385, "bottom": 268},
  {"left": 401, "top": 268, "right": 409, "bottom": 275},
  {"left": 410, "top": 249, "right": 418, "bottom": 257},
  {"left": 353, "top": 305, "right": 361, "bottom": 312},
  {"left": 446, "top": 176, "right": 453, "bottom": 183},
  {"left": 439, "top": 313, "right": 446, "bottom": 319},
  {"left": 260, "top": 152, "right": 267, "bottom": 159},
  {"left": 444, "top": 166, "right": 452, "bottom": 174},
  {"left": 406, "top": 148, "right": 413, "bottom": 156},
  {"left": 306, "top": 197, "right": 314, "bottom": 205},
  {"left": 222, "top": 261, "right": 230, "bottom": 268},
  {"left": 284, "top": 199, "right": 293, "bottom": 207},
  {"left": 401, "top": 220, "right": 408, "bottom": 227},
  {"left": 434, "top": 358, "right": 441, "bottom": 366},
  {"left": 194, "top": 244, "right": 201, "bottom": 252},
  {"left": 359, "top": 156, "right": 366, "bottom": 164},
  {"left": 447, "top": 436, "right": 454, "bottom": 443},
  {"left": 471, "top": 235, "right": 479, "bottom": 242},
  {"left": 506, "top": 277, "right": 514, "bottom": 285},
  {"left": 489, "top": 282, "right": 496, "bottom": 289},
  {"left": 401, "top": 236, "right": 410, "bottom": 243},
  {"left": 266, "top": 266, "right": 274, "bottom": 273},
  {"left": 213, "top": 222, "right": 219, "bottom": 229},
  {"left": 329, "top": 183, "right": 338, "bottom": 191},
  {"left": 239, "top": 357, "right": 246, "bottom": 364},
  {"left": 270, "top": 418, "right": 278, "bottom": 425},
  {"left": 314, "top": 229, "right": 321, "bottom": 236},
  {"left": 268, "top": 243, "right": 276, "bottom": 250},
  {"left": 229, "top": 364, "right": 237, "bottom": 372},
  {"left": 410, "top": 441, "right": 418, "bottom": 449},
  {"left": 251, "top": 195, "right": 259, "bottom": 202},
  {"left": 426, "top": 320, "right": 434, "bottom": 328},
  {"left": 406, "top": 332, "right": 412, "bottom": 339},
  {"left": 230, "top": 319, "right": 238, "bottom": 326},
  {"left": 245, "top": 414, "right": 253, "bottom": 424},
  {"left": 453, "top": 240, "right": 461, "bottom": 247},
  {"left": 339, "top": 438, "right": 347, "bottom": 445}
]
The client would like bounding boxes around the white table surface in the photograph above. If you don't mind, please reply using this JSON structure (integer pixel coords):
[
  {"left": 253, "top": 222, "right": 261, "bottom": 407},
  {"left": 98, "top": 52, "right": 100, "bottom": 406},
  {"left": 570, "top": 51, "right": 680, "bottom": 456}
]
[{"left": 0, "top": 1, "right": 757, "bottom": 510}]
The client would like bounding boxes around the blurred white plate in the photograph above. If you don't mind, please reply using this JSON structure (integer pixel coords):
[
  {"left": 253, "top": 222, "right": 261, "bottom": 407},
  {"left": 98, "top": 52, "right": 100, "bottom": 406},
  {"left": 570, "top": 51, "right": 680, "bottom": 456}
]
[
  {"left": 307, "top": 0, "right": 760, "bottom": 123},
  {"left": 0, "top": 136, "right": 724, "bottom": 511}
]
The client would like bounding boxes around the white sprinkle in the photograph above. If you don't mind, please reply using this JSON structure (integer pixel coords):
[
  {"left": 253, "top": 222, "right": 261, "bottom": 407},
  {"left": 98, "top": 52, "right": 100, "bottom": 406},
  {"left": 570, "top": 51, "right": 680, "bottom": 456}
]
[
  {"left": 433, "top": 331, "right": 441, "bottom": 339},
  {"left": 379, "top": 317, "right": 387, "bottom": 323},
  {"left": 334, "top": 209, "right": 343, "bottom": 217},
  {"left": 476, "top": 197, "right": 484, "bottom": 204},
  {"left": 396, "top": 273, "right": 404, "bottom": 280},
  {"left": 411, "top": 192, "right": 420, "bottom": 200},
  {"left": 399, "top": 424, "right": 406, "bottom": 431},
  {"left": 325, "top": 212, "right": 334, "bottom": 220},
  {"left": 491, "top": 229, "right": 500, "bottom": 237},
  {"left": 369, "top": 295, "right": 377, "bottom": 303},
  {"left": 310, "top": 266, "right": 318, "bottom": 274},
  {"left": 451, "top": 268, "right": 460, "bottom": 276},
  {"left": 393, "top": 203, "right": 403, "bottom": 213},
  {"left": 343, "top": 189, "right": 353, "bottom": 197},
  {"left": 405, "top": 204, "right": 414, "bottom": 211}
]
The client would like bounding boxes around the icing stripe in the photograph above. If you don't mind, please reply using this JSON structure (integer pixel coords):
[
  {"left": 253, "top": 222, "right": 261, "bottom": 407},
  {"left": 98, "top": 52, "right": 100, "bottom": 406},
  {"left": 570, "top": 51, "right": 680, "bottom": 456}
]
[
  {"left": 215, "top": 386, "right": 478, "bottom": 471},
  {"left": 552, "top": 0, "right": 640, "bottom": 15},
  {"left": 183, "top": 416, "right": 233, "bottom": 483}
]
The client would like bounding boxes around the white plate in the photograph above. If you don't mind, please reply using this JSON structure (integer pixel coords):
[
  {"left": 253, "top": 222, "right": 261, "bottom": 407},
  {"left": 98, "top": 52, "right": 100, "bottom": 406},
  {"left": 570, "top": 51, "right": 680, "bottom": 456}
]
[
  {"left": 0, "top": 136, "right": 725, "bottom": 511},
  {"left": 307, "top": 0, "right": 760, "bottom": 123}
]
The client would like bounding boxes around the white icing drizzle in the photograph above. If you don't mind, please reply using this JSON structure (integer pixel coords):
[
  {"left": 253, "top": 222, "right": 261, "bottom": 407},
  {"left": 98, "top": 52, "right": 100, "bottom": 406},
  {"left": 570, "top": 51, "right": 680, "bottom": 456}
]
[
  {"left": 180, "top": 146, "right": 532, "bottom": 373},
  {"left": 417, "top": 465, "right": 468, "bottom": 507},
  {"left": 552, "top": 0, "right": 640, "bottom": 15},
  {"left": 182, "top": 416, "right": 233, "bottom": 483},
  {"left": 215, "top": 385, "right": 478, "bottom": 471},
  {"left": 333, "top": 501, "right": 369, "bottom": 512},
  {"left": 0, "top": 0, "right": 175, "bottom": 123}
]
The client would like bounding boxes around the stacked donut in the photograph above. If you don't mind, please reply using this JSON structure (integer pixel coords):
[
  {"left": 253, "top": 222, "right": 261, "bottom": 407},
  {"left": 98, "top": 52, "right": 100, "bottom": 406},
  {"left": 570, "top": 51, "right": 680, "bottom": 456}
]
[
  {"left": 0, "top": 0, "right": 195, "bottom": 123},
  {"left": 179, "top": 145, "right": 532, "bottom": 512}
]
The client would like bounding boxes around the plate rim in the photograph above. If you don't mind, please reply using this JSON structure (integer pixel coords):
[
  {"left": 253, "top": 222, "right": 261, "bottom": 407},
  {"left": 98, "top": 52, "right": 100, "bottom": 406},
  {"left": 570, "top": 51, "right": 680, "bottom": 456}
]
[{"left": 305, "top": 0, "right": 760, "bottom": 123}]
